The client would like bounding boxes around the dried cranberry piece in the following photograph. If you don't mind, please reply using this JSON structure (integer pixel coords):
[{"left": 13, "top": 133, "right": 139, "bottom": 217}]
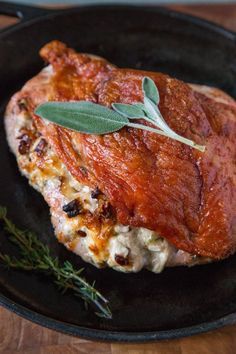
[
  {"left": 18, "top": 134, "right": 32, "bottom": 155},
  {"left": 34, "top": 138, "right": 47, "bottom": 157},
  {"left": 115, "top": 254, "right": 129, "bottom": 266}
]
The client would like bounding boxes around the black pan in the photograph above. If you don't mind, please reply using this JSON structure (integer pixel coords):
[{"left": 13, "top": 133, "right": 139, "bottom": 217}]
[{"left": 0, "top": 1, "right": 236, "bottom": 342}]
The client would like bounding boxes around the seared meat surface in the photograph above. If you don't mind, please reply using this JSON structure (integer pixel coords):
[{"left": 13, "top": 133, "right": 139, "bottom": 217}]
[{"left": 4, "top": 41, "right": 236, "bottom": 272}]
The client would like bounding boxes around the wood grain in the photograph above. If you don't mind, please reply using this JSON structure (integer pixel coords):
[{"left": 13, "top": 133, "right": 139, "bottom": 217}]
[
  {"left": 168, "top": 3, "right": 236, "bottom": 32},
  {"left": 0, "top": 15, "right": 18, "bottom": 29},
  {"left": 1, "top": 3, "right": 236, "bottom": 353}
]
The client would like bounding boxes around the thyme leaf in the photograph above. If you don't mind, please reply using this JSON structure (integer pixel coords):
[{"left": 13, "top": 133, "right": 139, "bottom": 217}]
[{"left": 0, "top": 206, "right": 112, "bottom": 319}]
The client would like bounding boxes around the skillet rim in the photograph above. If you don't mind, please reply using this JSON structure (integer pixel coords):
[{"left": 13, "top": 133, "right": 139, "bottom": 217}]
[
  {"left": 0, "top": 3, "right": 236, "bottom": 342},
  {"left": 1, "top": 293, "right": 236, "bottom": 342},
  {"left": 0, "top": 3, "right": 235, "bottom": 39}
]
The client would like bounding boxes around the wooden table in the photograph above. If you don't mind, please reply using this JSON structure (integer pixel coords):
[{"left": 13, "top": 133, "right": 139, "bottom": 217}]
[{"left": 1, "top": 3, "right": 236, "bottom": 353}]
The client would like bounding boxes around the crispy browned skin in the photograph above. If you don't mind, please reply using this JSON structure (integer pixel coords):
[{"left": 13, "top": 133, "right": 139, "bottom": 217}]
[{"left": 29, "top": 41, "right": 236, "bottom": 259}]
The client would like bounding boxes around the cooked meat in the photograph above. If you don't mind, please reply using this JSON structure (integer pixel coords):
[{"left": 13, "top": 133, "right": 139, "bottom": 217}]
[{"left": 4, "top": 41, "right": 236, "bottom": 272}]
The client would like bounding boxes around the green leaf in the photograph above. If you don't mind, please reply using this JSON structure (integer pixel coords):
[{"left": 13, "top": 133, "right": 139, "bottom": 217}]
[
  {"left": 142, "top": 77, "right": 160, "bottom": 105},
  {"left": 142, "top": 97, "right": 205, "bottom": 152},
  {"left": 35, "top": 101, "right": 128, "bottom": 135},
  {"left": 133, "top": 102, "right": 146, "bottom": 110},
  {"left": 144, "top": 96, "right": 177, "bottom": 135},
  {"left": 0, "top": 207, "right": 7, "bottom": 219},
  {"left": 112, "top": 103, "right": 145, "bottom": 119},
  {"left": 143, "top": 96, "right": 159, "bottom": 116},
  {"left": 34, "top": 76, "right": 205, "bottom": 152},
  {"left": 0, "top": 206, "right": 112, "bottom": 319}
]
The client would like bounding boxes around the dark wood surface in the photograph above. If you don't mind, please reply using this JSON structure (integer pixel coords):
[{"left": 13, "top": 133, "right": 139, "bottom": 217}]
[{"left": 0, "top": 3, "right": 236, "bottom": 353}]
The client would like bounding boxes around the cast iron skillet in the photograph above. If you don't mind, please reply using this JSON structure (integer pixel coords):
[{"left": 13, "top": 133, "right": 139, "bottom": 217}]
[{"left": 0, "top": 1, "right": 236, "bottom": 342}]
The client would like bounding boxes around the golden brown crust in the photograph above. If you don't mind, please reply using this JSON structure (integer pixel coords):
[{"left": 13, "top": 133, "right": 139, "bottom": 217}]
[{"left": 18, "top": 41, "right": 236, "bottom": 259}]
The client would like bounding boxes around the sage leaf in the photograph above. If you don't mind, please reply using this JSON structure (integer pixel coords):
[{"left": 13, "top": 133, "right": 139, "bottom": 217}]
[
  {"left": 35, "top": 76, "right": 205, "bottom": 152},
  {"left": 35, "top": 101, "right": 128, "bottom": 134},
  {"left": 112, "top": 103, "right": 145, "bottom": 119},
  {"left": 133, "top": 102, "right": 146, "bottom": 111},
  {"left": 142, "top": 77, "right": 160, "bottom": 105},
  {"left": 143, "top": 96, "right": 163, "bottom": 124},
  {"left": 144, "top": 96, "right": 174, "bottom": 135}
]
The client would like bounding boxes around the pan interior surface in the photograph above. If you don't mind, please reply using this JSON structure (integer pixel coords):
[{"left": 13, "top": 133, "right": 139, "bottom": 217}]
[{"left": 0, "top": 5, "right": 236, "bottom": 340}]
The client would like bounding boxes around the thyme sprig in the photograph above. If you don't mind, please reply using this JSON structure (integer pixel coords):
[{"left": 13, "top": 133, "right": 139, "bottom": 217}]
[
  {"left": 0, "top": 206, "right": 112, "bottom": 319},
  {"left": 35, "top": 76, "right": 205, "bottom": 152}
]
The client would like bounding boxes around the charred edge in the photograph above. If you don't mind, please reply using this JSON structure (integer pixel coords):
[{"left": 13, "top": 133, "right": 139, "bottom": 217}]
[
  {"left": 99, "top": 201, "right": 114, "bottom": 220},
  {"left": 91, "top": 187, "right": 102, "bottom": 199},
  {"left": 62, "top": 199, "right": 83, "bottom": 218},
  {"left": 17, "top": 98, "right": 28, "bottom": 112}
]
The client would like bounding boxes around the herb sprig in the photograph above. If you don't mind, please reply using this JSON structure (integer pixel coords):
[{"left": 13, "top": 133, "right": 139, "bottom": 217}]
[
  {"left": 35, "top": 76, "right": 205, "bottom": 152},
  {"left": 0, "top": 206, "right": 112, "bottom": 319}
]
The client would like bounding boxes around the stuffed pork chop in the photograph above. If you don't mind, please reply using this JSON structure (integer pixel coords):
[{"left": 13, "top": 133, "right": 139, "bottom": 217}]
[{"left": 4, "top": 41, "right": 236, "bottom": 273}]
